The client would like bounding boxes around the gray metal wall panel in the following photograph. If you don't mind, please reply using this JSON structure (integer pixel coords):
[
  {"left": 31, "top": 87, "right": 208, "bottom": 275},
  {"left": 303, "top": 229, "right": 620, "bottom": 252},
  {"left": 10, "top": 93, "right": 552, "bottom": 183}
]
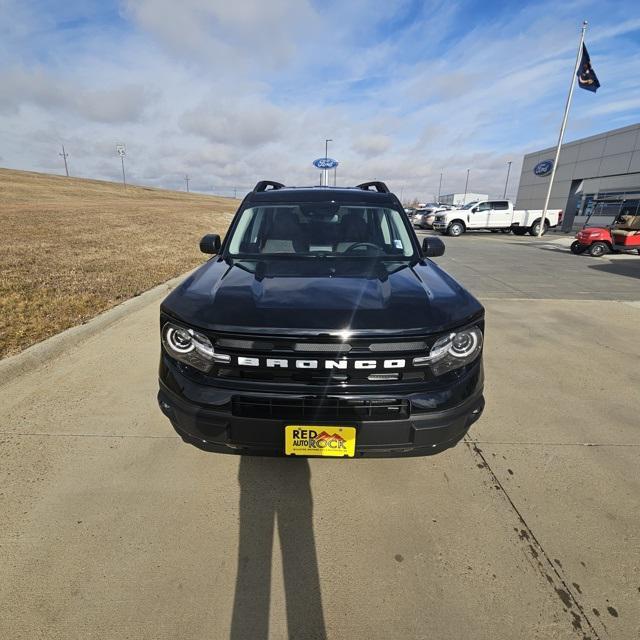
[
  {"left": 599, "top": 152, "right": 633, "bottom": 176},
  {"left": 577, "top": 138, "right": 607, "bottom": 161},
  {"left": 628, "top": 151, "right": 640, "bottom": 173},
  {"left": 573, "top": 158, "right": 602, "bottom": 177},
  {"left": 603, "top": 131, "right": 638, "bottom": 156}
]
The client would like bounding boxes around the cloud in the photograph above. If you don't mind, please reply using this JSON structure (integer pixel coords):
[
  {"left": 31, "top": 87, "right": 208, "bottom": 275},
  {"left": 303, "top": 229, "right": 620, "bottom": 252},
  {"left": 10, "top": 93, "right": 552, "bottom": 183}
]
[
  {"left": 180, "top": 99, "right": 286, "bottom": 146},
  {"left": 352, "top": 134, "right": 393, "bottom": 157},
  {"left": 0, "top": 68, "right": 154, "bottom": 123},
  {"left": 1, "top": 0, "right": 639, "bottom": 202},
  {"left": 121, "top": 0, "right": 319, "bottom": 70}
]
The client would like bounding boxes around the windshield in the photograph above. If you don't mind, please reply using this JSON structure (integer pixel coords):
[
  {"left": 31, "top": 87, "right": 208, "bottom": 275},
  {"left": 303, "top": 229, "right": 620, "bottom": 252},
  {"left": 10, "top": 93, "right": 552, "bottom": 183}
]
[
  {"left": 227, "top": 204, "right": 416, "bottom": 258},
  {"left": 460, "top": 201, "right": 479, "bottom": 210}
]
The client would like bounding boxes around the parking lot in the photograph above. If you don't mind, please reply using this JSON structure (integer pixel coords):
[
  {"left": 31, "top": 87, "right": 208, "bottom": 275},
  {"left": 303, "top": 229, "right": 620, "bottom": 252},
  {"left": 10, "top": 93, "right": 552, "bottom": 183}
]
[{"left": 1, "top": 232, "right": 639, "bottom": 639}]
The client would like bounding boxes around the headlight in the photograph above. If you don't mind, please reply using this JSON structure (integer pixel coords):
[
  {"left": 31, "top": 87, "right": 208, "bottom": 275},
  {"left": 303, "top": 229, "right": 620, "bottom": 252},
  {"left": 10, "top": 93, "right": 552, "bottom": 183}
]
[
  {"left": 413, "top": 326, "right": 483, "bottom": 376},
  {"left": 162, "top": 322, "right": 229, "bottom": 372}
]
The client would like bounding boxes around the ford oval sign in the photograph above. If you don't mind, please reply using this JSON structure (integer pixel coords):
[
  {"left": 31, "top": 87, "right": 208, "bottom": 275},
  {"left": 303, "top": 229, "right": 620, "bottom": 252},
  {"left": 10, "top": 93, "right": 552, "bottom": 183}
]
[
  {"left": 534, "top": 160, "right": 553, "bottom": 177},
  {"left": 313, "top": 157, "right": 339, "bottom": 170}
]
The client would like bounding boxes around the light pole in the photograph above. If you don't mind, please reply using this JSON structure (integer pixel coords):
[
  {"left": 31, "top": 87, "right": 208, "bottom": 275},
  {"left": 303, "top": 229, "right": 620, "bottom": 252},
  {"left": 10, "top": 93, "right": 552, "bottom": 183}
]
[
  {"left": 438, "top": 170, "right": 443, "bottom": 202},
  {"left": 463, "top": 169, "right": 470, "bottom": 204},
  {"left": 116, "top": 144, "right": 127, "bottom": 189},
  {"left": 59, "top": 144, "right": 69, "bottom": 177},
  {"left": 503, "top": 161, "right": 512, "bottom": 198},
  {"left": 184, "top": 175, "right": 190, "bottom": 192},
  {"left": 324, "top": 138, "right": 332, "bottom": 186}
]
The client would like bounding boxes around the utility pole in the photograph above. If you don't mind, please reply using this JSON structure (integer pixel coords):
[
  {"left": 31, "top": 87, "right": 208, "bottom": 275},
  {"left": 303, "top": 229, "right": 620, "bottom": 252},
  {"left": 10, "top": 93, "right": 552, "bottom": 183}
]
[
  {"left": 59, "top": 145, "right": 70, "bottom": 177},
  {"left": 503, "top": 161, "right": 512, "bottom": 198},
  {"left": 463, "top": 169, "right": 470, "bottom": 204},
  {"left": 438, "top": 171, "right": 443, "bottom": 202},
  {"left": 234, "top": 187, "right": 237, "bottom": 199},
  {"left": 116, "top": 144, "right": 127, "bottom": 189},
  {"left": 184, "top": 175, "right": 190, "bottom": 192}
]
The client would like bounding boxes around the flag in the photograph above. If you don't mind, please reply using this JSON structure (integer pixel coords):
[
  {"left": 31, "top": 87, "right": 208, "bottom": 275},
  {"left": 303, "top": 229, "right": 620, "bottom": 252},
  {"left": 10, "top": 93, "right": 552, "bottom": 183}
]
[{"left": 577, "top": 43, "right": 600, "bottom": 92}]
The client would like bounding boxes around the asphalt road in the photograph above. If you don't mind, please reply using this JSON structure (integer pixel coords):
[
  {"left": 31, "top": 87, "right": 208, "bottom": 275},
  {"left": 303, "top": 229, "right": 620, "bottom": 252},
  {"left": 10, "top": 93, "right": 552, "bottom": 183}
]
[{"left": 1, "top": 234, "right": 639, "bottom": 639}]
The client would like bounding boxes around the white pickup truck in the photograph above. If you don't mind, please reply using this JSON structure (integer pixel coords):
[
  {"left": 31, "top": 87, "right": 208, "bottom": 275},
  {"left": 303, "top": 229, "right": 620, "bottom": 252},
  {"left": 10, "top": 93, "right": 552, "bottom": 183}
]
[{"left": 431, "top": 199, "right": 563, "bottom": 237}]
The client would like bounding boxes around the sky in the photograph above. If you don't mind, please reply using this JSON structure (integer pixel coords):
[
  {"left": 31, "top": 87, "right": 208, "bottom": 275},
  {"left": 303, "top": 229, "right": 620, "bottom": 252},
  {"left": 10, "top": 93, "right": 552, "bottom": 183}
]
[{"left": 1, "top": 0, "right": 640, "bottom": 202}]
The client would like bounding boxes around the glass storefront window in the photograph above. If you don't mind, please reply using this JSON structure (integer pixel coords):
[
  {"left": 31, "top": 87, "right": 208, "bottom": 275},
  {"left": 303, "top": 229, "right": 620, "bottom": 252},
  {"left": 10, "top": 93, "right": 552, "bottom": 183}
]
[{"left": 578, "top": 189, "right": 640, "bottom": 218}]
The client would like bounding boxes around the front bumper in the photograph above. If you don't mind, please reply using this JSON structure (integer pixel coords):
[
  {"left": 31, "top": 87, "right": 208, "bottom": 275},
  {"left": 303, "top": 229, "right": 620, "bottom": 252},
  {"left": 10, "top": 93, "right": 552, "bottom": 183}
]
[
  {"left": 432, "top": 221, "right": 447, "bottom": 231},
  {"left": 157, "top": 358, "right": 484, "bottom": 458}
]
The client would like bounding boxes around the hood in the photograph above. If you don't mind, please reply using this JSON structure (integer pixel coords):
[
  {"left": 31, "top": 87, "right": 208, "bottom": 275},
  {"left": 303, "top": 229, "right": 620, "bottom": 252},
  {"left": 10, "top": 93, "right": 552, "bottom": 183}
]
[{"left": 162, "top": 258, "right": 483, "bottom": 336}]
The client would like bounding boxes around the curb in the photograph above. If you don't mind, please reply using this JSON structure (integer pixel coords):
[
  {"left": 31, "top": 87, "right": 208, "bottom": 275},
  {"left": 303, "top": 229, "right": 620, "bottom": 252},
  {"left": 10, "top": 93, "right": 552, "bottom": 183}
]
[{"left": 0, "top": 271, "right": 189, "bottom": 388}]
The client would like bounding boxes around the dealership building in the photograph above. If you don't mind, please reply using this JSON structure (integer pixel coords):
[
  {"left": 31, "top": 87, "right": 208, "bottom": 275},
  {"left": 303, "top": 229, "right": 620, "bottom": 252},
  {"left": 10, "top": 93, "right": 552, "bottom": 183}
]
[{"left": 515, "top": 122, "right": 640, "bottom": 231}]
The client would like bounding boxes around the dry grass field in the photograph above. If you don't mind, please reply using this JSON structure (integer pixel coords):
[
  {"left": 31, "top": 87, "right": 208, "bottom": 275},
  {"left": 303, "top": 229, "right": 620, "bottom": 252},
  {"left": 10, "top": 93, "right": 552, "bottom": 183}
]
[{"left": 0, "top": 168, "right": 237, "bottom": 359}]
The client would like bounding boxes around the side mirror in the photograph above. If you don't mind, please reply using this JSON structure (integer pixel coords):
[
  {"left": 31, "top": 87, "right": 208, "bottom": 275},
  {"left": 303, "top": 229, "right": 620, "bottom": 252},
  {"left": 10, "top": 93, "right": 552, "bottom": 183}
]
[
  {"left": 422, "top": 236, "right": 445, "bottom": 258},
  {"left": 472, "top": 207, "right": 478, "bottom": 213},
  {"left": 200, "top": 234, "right": 221, "bottom": 254}
]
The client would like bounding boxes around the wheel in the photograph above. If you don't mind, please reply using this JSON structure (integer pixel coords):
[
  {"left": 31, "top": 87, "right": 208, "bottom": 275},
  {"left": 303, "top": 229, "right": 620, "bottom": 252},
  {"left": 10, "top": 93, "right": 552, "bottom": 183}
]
[
  {"left": 529, "top": 220, "right": 549, "bottom": 236},
  {"left": 570, "top": 241, "right": 587, "bottom": 254},
  {"left": 589, "top": 241, "right": 608, "bottom": 257},
  {"left": 512, "top": 228, "right": 527, "bottom": 236},
  {"left": 447, "top": 221, "right": 465, "bottom": 237},
  {"left": 500, "top": 228, "right": 511, "bottom": 234}
]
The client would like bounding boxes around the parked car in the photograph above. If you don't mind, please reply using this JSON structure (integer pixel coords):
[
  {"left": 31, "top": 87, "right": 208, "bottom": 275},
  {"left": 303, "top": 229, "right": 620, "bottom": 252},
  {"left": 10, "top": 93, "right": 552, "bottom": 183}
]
[
  {"left": 431, "top": 200, "right": 563, "bottom": 237},
  {"left": 158, "top": 180, "right": 485, "bottom": 458},
  {"left": 413, "top": 203, "right": 451, "bottom": 229}
]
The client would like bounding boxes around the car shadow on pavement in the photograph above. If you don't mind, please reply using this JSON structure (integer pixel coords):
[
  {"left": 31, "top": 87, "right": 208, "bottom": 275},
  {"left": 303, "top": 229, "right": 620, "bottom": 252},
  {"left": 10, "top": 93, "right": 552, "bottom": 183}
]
[
  {"left": 230, "top": 457, "right": 327, "bottom": 640},
  {"left": 588, "top": 258, "right": 640, "bottom": 279}
]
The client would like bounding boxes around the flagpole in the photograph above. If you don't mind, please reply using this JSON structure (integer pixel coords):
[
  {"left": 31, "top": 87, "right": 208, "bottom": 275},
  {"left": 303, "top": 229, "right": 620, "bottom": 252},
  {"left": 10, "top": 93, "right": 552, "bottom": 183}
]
[{"left": 537, "top": 20, "right": 588, "bottom": 237}]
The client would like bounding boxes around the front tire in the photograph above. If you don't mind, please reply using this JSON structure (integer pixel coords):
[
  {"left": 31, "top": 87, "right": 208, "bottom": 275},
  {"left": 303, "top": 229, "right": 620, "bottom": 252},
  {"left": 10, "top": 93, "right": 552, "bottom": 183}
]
[
  {"left": 447, "top": 221, "right": 465, "bottom": 237},
  {"left": 589, "top": 241, "right": 608, "bottom": 257},
  {"left": 570, "top": 241, "right": 587, "bottom": 254}
]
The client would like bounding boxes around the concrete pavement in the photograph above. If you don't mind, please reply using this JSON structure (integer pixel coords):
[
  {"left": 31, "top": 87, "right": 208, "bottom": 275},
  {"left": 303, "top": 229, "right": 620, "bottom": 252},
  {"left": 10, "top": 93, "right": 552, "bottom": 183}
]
[{"left": 1, "top": 235, "right": 639, "bottom": 639}]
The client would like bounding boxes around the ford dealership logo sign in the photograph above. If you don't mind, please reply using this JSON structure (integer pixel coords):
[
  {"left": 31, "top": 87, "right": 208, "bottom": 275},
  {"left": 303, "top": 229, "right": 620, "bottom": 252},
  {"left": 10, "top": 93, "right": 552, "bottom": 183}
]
[
  {"left": 534, "top": 160, "right": 553, "bottom": 177},
  {"left": 313, "top": 157, "right": 339, "bottom": 170}
]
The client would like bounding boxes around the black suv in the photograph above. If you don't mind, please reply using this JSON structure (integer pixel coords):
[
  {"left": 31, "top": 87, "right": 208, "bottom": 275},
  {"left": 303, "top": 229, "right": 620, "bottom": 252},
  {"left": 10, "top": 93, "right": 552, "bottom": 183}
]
[{"left": 158, "top": 180, "right": 484, "bottom": 457}]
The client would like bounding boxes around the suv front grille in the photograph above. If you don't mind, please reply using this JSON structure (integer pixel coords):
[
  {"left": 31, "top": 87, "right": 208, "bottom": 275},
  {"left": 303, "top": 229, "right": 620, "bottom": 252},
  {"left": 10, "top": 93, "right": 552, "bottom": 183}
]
[
  {"left": 232, "top": 396, "right": 410, "bottom": 421},
  {"left": 202, "top": 331, "right": 436, "bottom": 386}
]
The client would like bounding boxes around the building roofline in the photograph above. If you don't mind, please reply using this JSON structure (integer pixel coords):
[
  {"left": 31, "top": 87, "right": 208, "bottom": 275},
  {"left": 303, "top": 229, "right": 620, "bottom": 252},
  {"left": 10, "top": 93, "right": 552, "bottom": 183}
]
[{"left": 522, "top": 121, "right": 640, "bottom": 159}]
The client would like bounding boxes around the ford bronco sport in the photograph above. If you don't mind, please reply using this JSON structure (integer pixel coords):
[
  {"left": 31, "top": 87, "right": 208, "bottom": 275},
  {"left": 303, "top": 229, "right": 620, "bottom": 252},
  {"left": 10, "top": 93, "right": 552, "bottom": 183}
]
[{"left": 158, "top": 180, "right": 485, "bottom": 457}]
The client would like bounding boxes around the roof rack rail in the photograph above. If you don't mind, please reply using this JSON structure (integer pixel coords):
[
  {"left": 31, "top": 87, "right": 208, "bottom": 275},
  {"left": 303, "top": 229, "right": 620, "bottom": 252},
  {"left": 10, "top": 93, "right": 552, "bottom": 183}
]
[
  {"left": 355, "top": 181, "right": 389, "bottom": 193},
  {"left": 253, "top": 180, "right": 285, "bottom": 192}
]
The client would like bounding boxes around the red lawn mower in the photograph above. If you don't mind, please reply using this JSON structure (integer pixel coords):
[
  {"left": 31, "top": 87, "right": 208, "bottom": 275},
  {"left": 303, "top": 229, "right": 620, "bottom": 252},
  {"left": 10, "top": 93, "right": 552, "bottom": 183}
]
[{"left": 570, "top": 199, "right": 640, "bottom": 257}]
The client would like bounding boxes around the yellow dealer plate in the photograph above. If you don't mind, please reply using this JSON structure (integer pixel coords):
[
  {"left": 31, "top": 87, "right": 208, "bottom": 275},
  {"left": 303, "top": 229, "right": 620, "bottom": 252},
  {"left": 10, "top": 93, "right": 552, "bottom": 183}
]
[{"left": 285, "top": 425, "right": 356, "bottom": 457}]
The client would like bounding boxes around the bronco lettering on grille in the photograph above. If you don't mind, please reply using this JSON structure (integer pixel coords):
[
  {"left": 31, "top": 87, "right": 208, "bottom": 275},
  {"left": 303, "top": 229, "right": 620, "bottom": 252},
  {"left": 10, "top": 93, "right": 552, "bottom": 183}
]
[{"left": 230, "top": 356, "right": 407, "bottom": 369}]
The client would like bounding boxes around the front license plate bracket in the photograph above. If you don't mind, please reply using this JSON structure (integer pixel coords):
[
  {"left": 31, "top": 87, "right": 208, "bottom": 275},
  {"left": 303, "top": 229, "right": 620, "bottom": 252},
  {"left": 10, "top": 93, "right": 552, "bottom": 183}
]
[{"left": 285, "top": 425, "right": 356, "bottom": 457}]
